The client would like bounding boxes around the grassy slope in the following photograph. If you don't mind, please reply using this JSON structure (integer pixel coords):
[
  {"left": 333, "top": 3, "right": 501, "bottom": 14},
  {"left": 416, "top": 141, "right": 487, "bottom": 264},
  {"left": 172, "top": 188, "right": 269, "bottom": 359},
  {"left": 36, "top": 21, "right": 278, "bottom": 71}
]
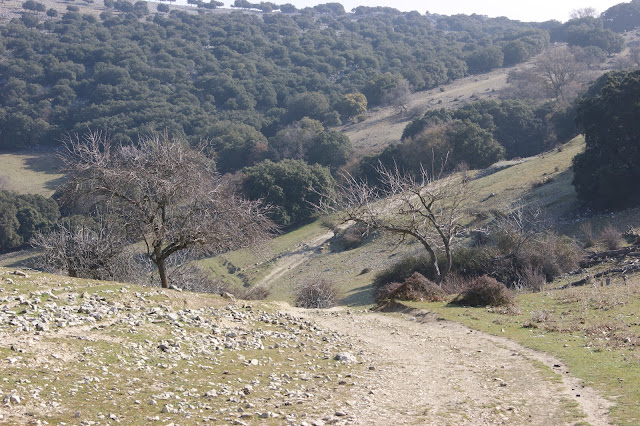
[
  {"left": 0, "top": 152, "right": 64, "bottom": 197},
  {"left": 211, "top": 135, "right": 640, "bottom": 302}
]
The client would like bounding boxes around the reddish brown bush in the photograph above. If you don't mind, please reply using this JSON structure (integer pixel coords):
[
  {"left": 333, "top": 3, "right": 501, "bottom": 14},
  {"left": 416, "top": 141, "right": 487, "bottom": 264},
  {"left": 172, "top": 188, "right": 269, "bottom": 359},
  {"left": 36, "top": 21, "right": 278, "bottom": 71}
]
[
  {"left": 599, "top": 224, "right": 622, "bottom": 250},
  {"left": 451, "top": 275, "right": 514, "bottom": 307},
  {"left": 375, "top": 272, "right": 446, "bottom": 304}
]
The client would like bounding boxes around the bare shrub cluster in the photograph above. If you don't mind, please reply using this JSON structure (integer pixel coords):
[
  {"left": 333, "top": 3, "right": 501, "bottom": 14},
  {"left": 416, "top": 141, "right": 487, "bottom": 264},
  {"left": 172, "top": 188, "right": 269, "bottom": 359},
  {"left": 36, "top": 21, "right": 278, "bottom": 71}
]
[
  {"left": 375, "top": 272, "right": 446, "bottom": 304},
  {"left": 295, "top": 279, "right": 340, "bottom": 309},
  {"left": 335, "top": 223, "right": 369, "bottom": 251},
  {"left": 31, "top": 216, "right": 139, "bottom": 283},
  {"left": 450, "top": 275, "right": 515, "bottom": 307},
  {"left": 599, "top": 224, "right": 622, "bottom": 250}
]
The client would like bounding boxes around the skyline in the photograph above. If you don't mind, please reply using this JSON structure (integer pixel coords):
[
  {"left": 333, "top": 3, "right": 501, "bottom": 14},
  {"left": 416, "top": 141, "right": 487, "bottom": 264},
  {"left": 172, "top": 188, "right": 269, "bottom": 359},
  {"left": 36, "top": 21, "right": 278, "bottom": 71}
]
[{"left": 220, "top": 0, "right": 627, "bottom": 22}]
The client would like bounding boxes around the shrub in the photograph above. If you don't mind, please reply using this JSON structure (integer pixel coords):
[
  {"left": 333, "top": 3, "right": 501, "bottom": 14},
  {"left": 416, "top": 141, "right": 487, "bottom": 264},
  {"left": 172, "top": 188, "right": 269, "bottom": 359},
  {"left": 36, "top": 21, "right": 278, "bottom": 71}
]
[
  {"left": 336, "top": 223, "right": 368, "bottom": 250},
  {"left": 372, "top": 254, "right": 444, "bottom": 289},
  {"left": 579, "top": 221, "right": 595, "bottom": 248},
  {"left": 518, "top": 265, "right": 546, "bottom": 292},
  {"left": 375, "top": 272, "right": 446, "bottom": 304},
  {"left": 599, "top": 224, "right": 622, "bottom": 250},
  {"left": 450, "top": 245, "right": 494, "bottom": 278},
  {"left": 295, "top": 279, "right": 339, "bottom": 309},
  {"left": 451, "top": 275, "right": 514, "bottom": 307},
  {"left": 441, "top": 272, "right": 469, "bottom": 294}
]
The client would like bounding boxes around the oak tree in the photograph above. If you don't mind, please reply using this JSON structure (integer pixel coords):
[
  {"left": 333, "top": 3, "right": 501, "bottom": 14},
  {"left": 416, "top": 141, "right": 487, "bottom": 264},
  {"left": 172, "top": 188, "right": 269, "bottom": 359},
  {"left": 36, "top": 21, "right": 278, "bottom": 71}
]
[{"left": 58, "top": 131, "right": 276, "bottom": 288}]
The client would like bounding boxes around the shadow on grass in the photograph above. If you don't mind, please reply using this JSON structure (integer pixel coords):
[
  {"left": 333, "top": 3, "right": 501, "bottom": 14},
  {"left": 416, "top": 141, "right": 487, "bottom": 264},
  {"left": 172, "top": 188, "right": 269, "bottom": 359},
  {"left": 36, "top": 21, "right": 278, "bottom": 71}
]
[
  {"left": 22, "top": 152, "right": 63, "bottom": 175},
  {"left": 22, "top": 152, "right": 67, "bottom": 191},
  {"left": 340, "top": 283, "right": 375, "bottom": 307},
  {"left": 43, "top": 175, "right": 67, "bottom": 192}
]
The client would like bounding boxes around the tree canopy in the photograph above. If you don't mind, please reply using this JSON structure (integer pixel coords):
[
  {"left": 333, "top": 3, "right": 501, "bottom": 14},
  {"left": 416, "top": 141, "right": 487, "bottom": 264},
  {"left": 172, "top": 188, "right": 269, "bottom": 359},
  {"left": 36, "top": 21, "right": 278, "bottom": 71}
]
[
  {"left": 242, "top": 159, "right": 334, "bottom": 227},
  {"left": 573, "top": 70, "right": 640, "bottom": 210},
  {"left": 0, "top": 4, "right": 550, "bottom": 164}
]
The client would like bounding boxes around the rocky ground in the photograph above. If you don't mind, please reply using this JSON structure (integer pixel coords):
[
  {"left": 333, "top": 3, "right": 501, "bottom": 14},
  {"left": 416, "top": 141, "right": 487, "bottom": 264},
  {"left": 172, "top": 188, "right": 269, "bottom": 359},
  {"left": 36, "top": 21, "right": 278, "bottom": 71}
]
[
  {"left": 0, "top": 269, "right": 369, "bottom": 425},
  {"left": 0, "top": 268, "right": 612, "bottom": 425}
]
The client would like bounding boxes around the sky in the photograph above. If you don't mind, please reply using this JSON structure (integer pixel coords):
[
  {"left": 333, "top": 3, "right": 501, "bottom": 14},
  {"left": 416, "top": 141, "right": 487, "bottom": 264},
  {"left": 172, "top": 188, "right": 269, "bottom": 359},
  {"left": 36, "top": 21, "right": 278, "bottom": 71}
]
[{"left": 262, "top": 0, "right": 626, "bottom": 22}]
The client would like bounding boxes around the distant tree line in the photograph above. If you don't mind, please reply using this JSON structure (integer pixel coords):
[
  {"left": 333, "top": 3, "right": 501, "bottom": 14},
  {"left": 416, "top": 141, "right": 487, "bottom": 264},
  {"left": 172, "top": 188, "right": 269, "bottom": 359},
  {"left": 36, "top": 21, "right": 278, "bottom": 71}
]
[{"left": 0, "top": 191, "right": 59, "bottom": 251}]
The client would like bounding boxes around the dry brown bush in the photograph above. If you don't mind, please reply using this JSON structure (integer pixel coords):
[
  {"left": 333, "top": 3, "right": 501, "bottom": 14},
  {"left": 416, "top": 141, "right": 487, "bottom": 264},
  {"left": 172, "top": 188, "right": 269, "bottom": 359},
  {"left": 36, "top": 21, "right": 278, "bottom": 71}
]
[
  {"left": 451, "top": 275, "right": 514, "bottom": 307},
  {"left": 599, "top": 224, "right": 622, "bottom": 250},
  {"left": 295, "top": 279, "right": 340, "bottom": 309},
  {"left": 375, "top": 272, "right": 446, "bottom": 304}
]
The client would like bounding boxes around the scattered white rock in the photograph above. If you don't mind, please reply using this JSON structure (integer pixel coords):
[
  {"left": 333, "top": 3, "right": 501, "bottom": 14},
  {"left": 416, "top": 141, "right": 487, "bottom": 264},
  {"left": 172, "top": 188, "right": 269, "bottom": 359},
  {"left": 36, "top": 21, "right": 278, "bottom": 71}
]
[{"left": 334, "top": 352, "right": 357, "bottom": 363}]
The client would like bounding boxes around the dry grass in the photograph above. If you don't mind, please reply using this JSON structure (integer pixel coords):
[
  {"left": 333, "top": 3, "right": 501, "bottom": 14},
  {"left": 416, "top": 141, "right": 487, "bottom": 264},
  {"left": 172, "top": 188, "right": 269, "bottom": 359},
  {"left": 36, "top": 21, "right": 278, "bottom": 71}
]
[
  {"left": 0, "top": 268, "right": 362, "bottom": 424},
  {"left": 341, "top": 67, "right": 512, "bottom": 158},
  {"left": 0, "top": 152, "right": 64, "bottom": 196}
]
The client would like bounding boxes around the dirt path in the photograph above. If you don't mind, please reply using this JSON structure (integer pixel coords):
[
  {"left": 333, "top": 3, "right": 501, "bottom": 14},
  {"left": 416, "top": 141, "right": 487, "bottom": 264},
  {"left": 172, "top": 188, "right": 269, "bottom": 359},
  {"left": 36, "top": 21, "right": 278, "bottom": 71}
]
[{"left": 285, "top": 306, "right": 612, "bottom": 425}]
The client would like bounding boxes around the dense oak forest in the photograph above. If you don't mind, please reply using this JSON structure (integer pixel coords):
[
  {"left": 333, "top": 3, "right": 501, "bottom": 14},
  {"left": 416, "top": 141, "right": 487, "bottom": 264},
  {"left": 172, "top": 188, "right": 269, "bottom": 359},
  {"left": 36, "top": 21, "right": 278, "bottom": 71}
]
[
  {"left": 1, "top": 0, "right": 639, "bottom": 243},
  {"left": 0, "top": 3, "right": 564, "bottom": 156}
]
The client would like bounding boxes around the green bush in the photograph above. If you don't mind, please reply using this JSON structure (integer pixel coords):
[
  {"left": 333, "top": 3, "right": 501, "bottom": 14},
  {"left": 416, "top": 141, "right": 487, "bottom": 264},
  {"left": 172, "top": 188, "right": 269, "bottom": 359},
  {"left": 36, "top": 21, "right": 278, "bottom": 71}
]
[
  {"left": 0, "top": 191, "right": 60, "bottom": 252},
  {"left": 573, "top": 70, "right": 640, "bottom": 209},
  {"left": 242, "top": 159, "right": 335, "bottom": 227},
  {"left": 372, "top": 254, "right": 438, "bottom": 289}
]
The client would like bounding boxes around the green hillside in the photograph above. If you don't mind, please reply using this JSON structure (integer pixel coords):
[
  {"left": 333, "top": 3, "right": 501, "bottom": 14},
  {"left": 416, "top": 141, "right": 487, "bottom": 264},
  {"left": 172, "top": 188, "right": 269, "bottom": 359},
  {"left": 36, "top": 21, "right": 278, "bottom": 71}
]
[{"left": 203, "top": 135, "right": 640, "bottom": 303}]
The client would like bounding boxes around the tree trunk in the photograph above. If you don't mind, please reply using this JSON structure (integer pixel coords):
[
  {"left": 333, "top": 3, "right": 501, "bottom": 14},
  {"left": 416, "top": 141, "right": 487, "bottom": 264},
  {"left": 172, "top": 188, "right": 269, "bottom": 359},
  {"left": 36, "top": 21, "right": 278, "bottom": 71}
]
[
  {"left": 426, "top": 249, "right": 442, "bottom": 286},
  {"left": 157, "top": 257, "right": 169, "bottom": 289}
]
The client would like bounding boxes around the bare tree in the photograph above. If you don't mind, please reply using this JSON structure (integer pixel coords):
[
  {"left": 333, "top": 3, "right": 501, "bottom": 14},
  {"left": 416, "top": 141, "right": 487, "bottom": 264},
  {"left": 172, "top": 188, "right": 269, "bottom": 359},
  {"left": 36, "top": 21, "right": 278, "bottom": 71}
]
[
  {"left": 629, "top": 46, "right": 640, "bottom": 67},
  {"left": 505, "top": 46, "right": 588, "bottom": 102},
  {"left": 570, "top": 7, "right": 597, "bottom": 19},
  {"left": 320, "top": 163, "right": 470, "bottom": 285},
  {"left": 58, "top": 131, "right": 276, "bottom": 288},
  {"left": 536, "top": 46, "right": 585, "bottom": 102},
  {"left": 31, "top": 216, "right": 139, "bottom": 282},
  {"left": 382, "top": 78, "right": 412, "bottom": 113}
]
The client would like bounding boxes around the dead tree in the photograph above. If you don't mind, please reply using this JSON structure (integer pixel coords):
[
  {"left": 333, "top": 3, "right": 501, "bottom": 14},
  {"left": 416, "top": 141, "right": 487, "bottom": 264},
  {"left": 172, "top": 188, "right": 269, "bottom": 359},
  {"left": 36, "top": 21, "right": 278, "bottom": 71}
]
[
  {"left": 57, "top": 131, "right": 276, "bottom": 288},
  {"left": 320, "top": 163, "right": 470, "bottom": 285}
]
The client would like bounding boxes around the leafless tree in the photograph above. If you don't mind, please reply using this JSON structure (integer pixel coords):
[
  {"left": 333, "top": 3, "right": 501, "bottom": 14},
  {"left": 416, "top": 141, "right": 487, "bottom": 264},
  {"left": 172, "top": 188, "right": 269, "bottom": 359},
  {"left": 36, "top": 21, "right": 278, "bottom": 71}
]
[
  {"left": 505, "top": 46, "right": 589, "bottom": 103},
  {"left": 535, "top": 46, "right": 586, "bottom": 102},
  {"left": 629, "top": 46, "right": 640, "bottom": 67},
  {"left": 570, "top": 7, "right": 597, "bottom": 19},
  {"left": 382, "top": 78, "right": 412, "bottom": 113},
  {"left": 319, "top": 163, "right": 470, "bottom": 285},
  {"left": 57, "top": 131, "right": 277, "bottom": 288},
  {"left": 31, "top": 216, "right": 142, "bottom": 282}
]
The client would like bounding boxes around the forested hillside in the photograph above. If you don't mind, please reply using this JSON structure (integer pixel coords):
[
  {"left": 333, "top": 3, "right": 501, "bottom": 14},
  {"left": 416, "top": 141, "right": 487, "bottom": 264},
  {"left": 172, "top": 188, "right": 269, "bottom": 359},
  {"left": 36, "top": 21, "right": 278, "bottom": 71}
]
[{"left": 0, "top": 3, "right": 553, "bottom": 159}]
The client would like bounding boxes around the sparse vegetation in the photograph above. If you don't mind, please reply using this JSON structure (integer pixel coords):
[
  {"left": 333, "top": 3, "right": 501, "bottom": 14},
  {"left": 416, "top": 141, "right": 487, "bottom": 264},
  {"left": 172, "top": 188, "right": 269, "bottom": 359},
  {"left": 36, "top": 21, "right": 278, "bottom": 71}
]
[
  {"left": 375, "top": 272, "right": 446, "bottom": 304},
  {"left": 294, "top": 279, "right": 340, "bottom": 309},
  {"left": 450, "top": 275, "right": 515, "bottom": 307},
  {"left": 599, "top": 224, "right": 623, "bottom": 250}
]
